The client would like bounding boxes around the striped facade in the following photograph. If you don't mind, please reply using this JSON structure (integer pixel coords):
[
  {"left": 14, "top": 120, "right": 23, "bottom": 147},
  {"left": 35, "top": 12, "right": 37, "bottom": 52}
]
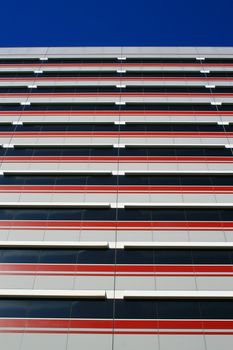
[{"left": 0, "top": 46, "right": 232, "bottom": 350}]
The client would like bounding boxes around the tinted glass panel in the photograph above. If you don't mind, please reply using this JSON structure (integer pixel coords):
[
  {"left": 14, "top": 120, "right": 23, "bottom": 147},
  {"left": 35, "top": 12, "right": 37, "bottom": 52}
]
[
  {"left": 0, "top": 298, "right": 232, "bottom": 319},
  {"left": 0, "top": 248, "right": 232, "bottom": 265},
  {"left": 1, "top": 103, "right": 233, "bottom": 111},
  {"left": 0, "top": 208, "right": 232, "bottom": 221}
]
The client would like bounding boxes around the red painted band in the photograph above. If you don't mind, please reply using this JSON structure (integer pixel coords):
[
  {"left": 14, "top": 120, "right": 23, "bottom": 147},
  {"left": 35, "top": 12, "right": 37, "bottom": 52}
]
[
  {"left": 0, "top": 110, "right": 233, "bottom": 116},
  {"left": 0, "top": 131, "right": 233, "bottom": 138},
  {"left": 0, "top": 185, "right": 233, "bottom": 194},
  {"left": 1, "top": 93, "right": 233, "bottom": 98},
  {"left": 0, "top": 77, "right": 233, "bottom": 82},
  {"left": 0, "top": 318, "right": 232, "bottom": 330},
  {"left": 0, "top": 63, "right": 233, "bottom": 68},
  {"left": 0, "top": 156, "right": 232, "bottom": 163},
  {"left": 0, "top": 220, "right": 232, "bottom": 231},
  {"left": 0, "top": 263, "right": 232, "bottom": 274}
]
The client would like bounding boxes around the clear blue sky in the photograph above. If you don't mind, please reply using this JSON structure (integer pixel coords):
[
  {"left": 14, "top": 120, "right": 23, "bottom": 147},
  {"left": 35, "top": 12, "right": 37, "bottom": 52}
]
[{"left": 0, "top": 0, "right": 232, "bottom": 47}]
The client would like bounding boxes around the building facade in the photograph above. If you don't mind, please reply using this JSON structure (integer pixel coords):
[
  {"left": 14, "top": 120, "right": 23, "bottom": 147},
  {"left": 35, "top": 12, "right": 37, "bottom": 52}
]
[{"left": 0, "top": 46, "right": 232, "bottom": 349}]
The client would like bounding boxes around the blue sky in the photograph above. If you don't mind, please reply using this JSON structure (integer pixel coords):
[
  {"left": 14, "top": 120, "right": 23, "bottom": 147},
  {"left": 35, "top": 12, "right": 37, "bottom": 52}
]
[{"left": 0, "top": 0, "right": 232, "bottom": 46}]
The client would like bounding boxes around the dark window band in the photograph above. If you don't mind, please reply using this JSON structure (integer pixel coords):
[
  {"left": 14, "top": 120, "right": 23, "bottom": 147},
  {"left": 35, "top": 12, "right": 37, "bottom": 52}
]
[
  {"left": 0, "top": 147, "right": 232, "bottom": 157},
  {"left": 0, "top": 123, "right": 231, "bottom": 132},
  {"left": 1, "top": 57, "right": 233, "bottom": 64},
  {"left": 1, "top": 174, "right": 233, "bottom": 186},
  {"left": 0, "top": 248, "right": 232, "bottom": 265},
  {"left": 1, "top": 71, "right": 233, "bottom": 78},
  {"left": 0, "top": 298, "right": 232, "bottom": 319},
  {"left": 1, "top": 103, "right": 233, "bottom": 111},
  {"left": 0, "top": 86, "right": 233, "bottom": 94},
  {"left": 0, "top": 208, "right": 232, "bottom": 221}
]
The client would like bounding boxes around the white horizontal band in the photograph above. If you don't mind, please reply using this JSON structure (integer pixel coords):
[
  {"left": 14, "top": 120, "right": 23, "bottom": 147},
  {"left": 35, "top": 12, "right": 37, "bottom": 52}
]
[
  {"left": 123, "top": 202, "right": 233, "bottom": 208},
  {"left": 12, "top": 121, "right": 23, "bottom": 125},
  {"left": 0, "top": 289, "right": 232, "bottom": 300},
  {"left": 124, "top": 170, "right": 233, "bottom": 175},
  {"left": 0, "top": 241, "right": 231, "bottom": 250},
  {"left": 20, "top": 102, "right": 31, "bottom": 106},
  {"left": 0, "top": 241, "right": 109, "bottom": 248},
  {"left": 0, "top": 290, "right": 106, "bottom": 299},
  {"left": 0, "top": 202, "right": 110, "bottom": 208},
  {"left": 1, "top": 170, "right": 112, "bottom": 176},
  {"left": 122, "top": 242, "right": 233, "bottom": 249},
  {"left": 211, "top": 101, "right": 222, "bottom": 105},
  {"left": 2, "top": 143, "right": 227, "bottom": 149},
  {"left": 123, "top": 290, "right": 233, "bottom": 299}
]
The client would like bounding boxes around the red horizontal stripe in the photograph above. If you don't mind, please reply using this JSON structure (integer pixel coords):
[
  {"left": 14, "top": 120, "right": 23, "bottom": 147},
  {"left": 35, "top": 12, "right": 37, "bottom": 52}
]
[
  {"left": 0, "top": 220, "right": 232, "bottom": 231},
  {"left": 0, "top": 77, "right": 233, "bottom": 82},
  {"left": 0, "top": 156, "right": 232, "bottom": 163},
  {"left": 0, "top": 131, "right": 233, "bottom": 138},
  {"left": 0, "top": 63, "right": 233, "bottom": 68},
  {"left": 1, "top": 330, "right": 233, "bottom": 335},
  {"left": 1, "top": 272, "right": 232, "bottom": 277},
  {"left": 0, "top": 318, "right": 232, "bottom": 330},
  {"left": 1, "top": 93, "right": 233, "bottom": 98},
  {"left": 0, "top": 110, "right": 233, "bottom": 116},
  {"left": 0, "top": 185, "right": 233, "bottom": 194},
  {"left": 0, "top": 263, "right": 232, "bottom": 274}
]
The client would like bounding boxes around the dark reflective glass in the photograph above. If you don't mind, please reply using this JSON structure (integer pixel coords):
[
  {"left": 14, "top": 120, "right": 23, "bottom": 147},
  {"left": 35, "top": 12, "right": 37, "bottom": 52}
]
[
  {"left": 1, "top": 103, "right": 233, "bottom": 112},
  {"left": 0, "top": 208, "right": 232, "bottom": 221},
  {"left": 1, "top": 174, "right": 233, "bottom": 186},
  {"left": 116, "top": 250, "right": 153, "bottom": 264},
  {"left": 115, "top": 300, "right": 156, "bottom": 319},
  {"left": 0, "top": 248, "right": 232, "bottom": 265},
  {"left": 155, "top": 250, "right": 192, "bottom": 264},
  {"left": 0, "top": 300, "right": 30, "bottom": 317},
  {"left": 76, "top": 249, "right": 114, "bottom": 264},
  {"left": 1, "top": 85, "right": 233, "bottom": 94},
  {"left": 28, "top": 299, "right": 71, "bottom": 318},
  {"left": 152, "top": 209, "right": 186, "bottom": 221},
  {"left": 0, "top": 249, "right": 39, "bottom": 263},
  {"left": 83, "top": 208, "right": 116, "bottom": 221},
  {"left": 71, "top": 299, "right": 113, "bottom": 318},
  {"left": 200, "top": 300, "right": 233, "bottom": 319},
  {"left": 38, "top": 250, "right": 77, "bottom": 264},
  {"left": 1, "top": 71, "right": 233, "bottom": 78},
  {"left": 157, "top": 300, "right": 200, "bottom": 319},
  {"left": 48, "top": 209, "right": 83, "bottom": 220},
  {"left": 192, "top": 250, "right": 231, "bottom": 264},
  {"left": 117, "top": 209, "right": 151, "bottom": 221}
]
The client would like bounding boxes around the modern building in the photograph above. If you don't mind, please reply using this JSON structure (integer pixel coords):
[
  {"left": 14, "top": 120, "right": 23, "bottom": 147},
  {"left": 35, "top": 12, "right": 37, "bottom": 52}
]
[{"left": 0, "top": 46, "right": 232, "bottom": 350}]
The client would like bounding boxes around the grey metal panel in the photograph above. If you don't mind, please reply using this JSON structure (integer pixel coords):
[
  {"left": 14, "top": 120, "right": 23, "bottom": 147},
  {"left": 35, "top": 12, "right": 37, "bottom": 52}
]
[
  {"left": 0, "top": 46, "right": 232, "bottom": 56},
  {"left": 205, "top": 335, "right": 233, "bottom": 350},
  {"left": 115, "top": 276, "right": 156, "bottom": 290},
  {"left": 159, "top": 335, "right": 206, "bottom": 350},
  {"left": 67, "top": 334, "right": 113, "bottom": 350},
  {"left": 113, "top": 334, "right": 159, "bottom": 350},
  {"left": 188, "top": 231, "right": 227, "bottom": 242},
  {"left": 153, "top": 230, "right": 190, "bottom": 242},
  {"left": 196, "top": 277, "right": 233, "bottom": 291},
  {"left": 74, "top": 276, "right": 114, "bottom": 290},
  {"left": 0, "top": 333, "right": 22, "bottom": 350},
  {"left": 1, "top": 95, "right": 233, "bottom": 103},
  {"left": 156, "top": 276, "right": 197, "bottom": 290},
  {"left": 33, "top": 276, "right": 75, "bottom": 290},
  {"left": 1, "top": 79, "right": 233, "bottom": 87},
  {"left": 20, "top": 334, "right": 68, "bottom": 350},
  {"left": 2, "top": 136, "right": 232, "bottom": 146},
  {"left": 0, "top": 275, "right": 35, "bottom": 289},
  {"left": 0, "top": 114, "right": 231, "bottom": 124}
]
